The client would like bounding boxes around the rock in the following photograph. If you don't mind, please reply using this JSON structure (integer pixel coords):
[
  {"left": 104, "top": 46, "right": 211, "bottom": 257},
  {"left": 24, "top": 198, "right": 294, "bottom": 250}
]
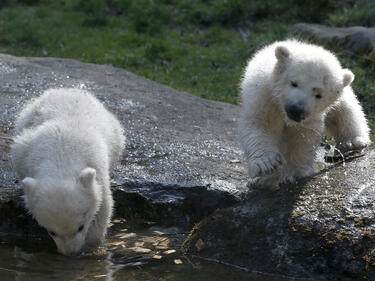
[
  {"left": 183, "top": 149, "right": 375, "bottom": 280},
  {"left": 291, "top": 23, "right": 375, "bottom": 54},
  {"left": 3, "top": 53, "right": 375, "bottom": 279},
  {"left": 0, "top": 54, "right": 246, "bottom": 236}
]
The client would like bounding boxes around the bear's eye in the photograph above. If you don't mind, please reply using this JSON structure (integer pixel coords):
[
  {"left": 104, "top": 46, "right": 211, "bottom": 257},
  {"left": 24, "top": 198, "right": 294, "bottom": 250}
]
[
  {"left": 49, "top": 231, "right": 57, "bottom": 237},
  {"left": 291, "top": 81, "right": 298, "bottom": 88},
  {"left": 78, "top": 225, "right": 84, "bottom": 232},
  {"left": 312, "top": 87, "right": 322, "bottom": 99}
]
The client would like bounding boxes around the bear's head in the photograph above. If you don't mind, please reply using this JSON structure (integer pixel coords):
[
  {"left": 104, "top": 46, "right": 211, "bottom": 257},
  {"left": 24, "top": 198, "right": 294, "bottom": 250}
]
[
  {"left": 22, "top": 167, "right": 102, "bottom": 256},
  {"left": 273, "top": 42, "right": 354, "bottom": 124}
]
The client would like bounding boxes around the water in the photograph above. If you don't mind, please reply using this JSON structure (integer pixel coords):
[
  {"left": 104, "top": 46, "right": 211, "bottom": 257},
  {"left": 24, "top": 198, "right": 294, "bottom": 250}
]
[{"left": 0, "top": 220, "right": 285, "bottom": 281}]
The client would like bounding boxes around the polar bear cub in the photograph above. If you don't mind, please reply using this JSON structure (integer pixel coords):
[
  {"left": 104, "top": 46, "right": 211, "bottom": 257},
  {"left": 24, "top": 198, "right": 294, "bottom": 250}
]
[
  {"left": 11, "top": 88, "right": 125, "bottom": 255},
  {"left": 239, "top": 40, "right": 370, "bottom": 187}
]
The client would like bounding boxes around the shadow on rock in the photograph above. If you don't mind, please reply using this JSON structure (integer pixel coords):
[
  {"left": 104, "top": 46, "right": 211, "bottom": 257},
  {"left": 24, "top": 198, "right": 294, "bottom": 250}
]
[
  {"left": 113, "top": 181, "right": 240, "bottom": 227},
  {"left": 183, "top": 149, "right": 375, "bottom": 280}
]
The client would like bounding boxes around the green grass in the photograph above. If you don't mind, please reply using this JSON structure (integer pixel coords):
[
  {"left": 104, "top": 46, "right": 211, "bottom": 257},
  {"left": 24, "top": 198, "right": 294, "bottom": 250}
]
[
  {"left": 0, "top": 0, "right": 375, "bottom": 133},
  {"left": 0, "top": 0, "right": 294, "bottom": 104},
  {"left": 327, "top": 3, "right": 375, "bottom": 27}
]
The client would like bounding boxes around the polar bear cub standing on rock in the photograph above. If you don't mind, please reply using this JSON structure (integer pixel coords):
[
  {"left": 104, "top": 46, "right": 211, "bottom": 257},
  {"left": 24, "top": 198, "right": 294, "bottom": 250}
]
[
  {"left": 11, "top": 88, "right": 125, "bottom": 255},
  {"left": 239, "top": 40, "right": 370, "bottom": 188}
]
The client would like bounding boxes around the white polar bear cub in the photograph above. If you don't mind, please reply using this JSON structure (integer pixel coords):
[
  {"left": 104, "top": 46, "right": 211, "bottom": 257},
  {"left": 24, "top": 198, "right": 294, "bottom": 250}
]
[
  {"left": 239, "top": 40, "right": 370, "bottom": 187},
  {"left": 11, "top": 88, "right": 125, "bottom": 255}
]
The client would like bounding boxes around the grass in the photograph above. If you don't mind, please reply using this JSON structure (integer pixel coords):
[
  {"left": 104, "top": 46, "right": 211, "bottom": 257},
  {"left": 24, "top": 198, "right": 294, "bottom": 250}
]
[
  {"left": 0, "top": 0, "right": 294, "bottom": 104},
  {"left": 0, "top": 0, "right": 375, "bottom": 136},
  {"left": 327, "top": 2, "right": 375, "bottom": 27}
]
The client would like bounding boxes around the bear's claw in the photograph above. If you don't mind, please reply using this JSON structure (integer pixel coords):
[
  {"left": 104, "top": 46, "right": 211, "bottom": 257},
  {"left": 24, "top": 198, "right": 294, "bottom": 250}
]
[
  {"left": 248, "top": 152, "right": 285, "bottom": 178},
  {"left": 336, "top": 136, "right": 370, "bottom": 154}
]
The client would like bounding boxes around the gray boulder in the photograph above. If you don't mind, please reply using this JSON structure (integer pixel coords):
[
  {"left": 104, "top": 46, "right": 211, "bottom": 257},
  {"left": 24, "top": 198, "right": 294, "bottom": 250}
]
[
  {"left": 183, "top": 149, "right": 375, "bottom": 280},
  {"left": 0, "top": 54, "right": 246, "bottom": 236},
  {"left": 292, "top": 23, "right": 375, "bottom": 54},
  {"left": 2, "top": 53, "right": 375, "bottom": 279}
]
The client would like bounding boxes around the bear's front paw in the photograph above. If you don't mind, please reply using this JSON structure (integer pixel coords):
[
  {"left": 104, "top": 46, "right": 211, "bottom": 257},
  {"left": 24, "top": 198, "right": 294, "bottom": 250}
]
[
  {"left": 336, "top": 136, "right": 371, "bottom": 153},
  {"left": 248, "top": 152, "right": 285, "bottom": 178}
]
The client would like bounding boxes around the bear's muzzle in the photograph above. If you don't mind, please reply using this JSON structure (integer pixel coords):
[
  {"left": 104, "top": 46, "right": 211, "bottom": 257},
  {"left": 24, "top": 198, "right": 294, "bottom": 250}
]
[{"left": 285, "top": 102, "right": 306, "bottom": 122}]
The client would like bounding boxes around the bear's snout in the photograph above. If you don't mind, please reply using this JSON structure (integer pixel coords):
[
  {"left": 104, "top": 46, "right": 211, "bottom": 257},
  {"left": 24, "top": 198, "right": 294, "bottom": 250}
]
[{"left": 285, "top": 102, "right": 306, "bottom": 122}]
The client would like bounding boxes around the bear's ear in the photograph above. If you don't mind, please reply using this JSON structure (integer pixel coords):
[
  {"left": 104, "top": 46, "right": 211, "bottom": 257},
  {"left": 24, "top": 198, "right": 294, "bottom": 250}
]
[
  {"left": 342, "top": 69, "right": 354, "bottom": 87},
  {"left": 275, "top": 45, "right": 290, "bottom": 62},
  {"left": 22, "top": 177, "right": 38, "bottom": 200},
  {"left": 79, "top": 167, "right": 96, "bottom": 188}
]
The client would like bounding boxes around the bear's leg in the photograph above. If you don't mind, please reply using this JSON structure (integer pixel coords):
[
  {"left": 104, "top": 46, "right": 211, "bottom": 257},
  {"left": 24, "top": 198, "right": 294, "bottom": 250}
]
[
  {"left": 239, "top": 121, "right": 285, "bottom": 178},
  {"left": 325, "top": 89, "right": 370, "bottom": 153},
  {"left": 85, "top": 199, "right": 112, "bottom": 248},
  {"left": 278, "top": 126, "right": 322, "bottom": 184},
  {"left": 85, "top": 176, "right": 113, "bottom": 249}
]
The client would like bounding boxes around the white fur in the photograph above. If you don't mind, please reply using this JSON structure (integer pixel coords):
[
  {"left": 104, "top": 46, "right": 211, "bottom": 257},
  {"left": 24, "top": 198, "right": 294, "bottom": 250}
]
[
  {"left": 11, "top": 88, "right": 125, "bottom": 255},
  {"left": 239, "top": 40, "right": 370, "bottom": 188}
]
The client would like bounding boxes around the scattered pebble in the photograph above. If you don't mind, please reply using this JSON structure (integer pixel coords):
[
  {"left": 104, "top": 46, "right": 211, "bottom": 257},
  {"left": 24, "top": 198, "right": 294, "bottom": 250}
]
[
  {"left": 107, "top": 241, "right": 125, "bottom": 247},
  {"left": 158, "top": 240, "right": 169, "bottom": 246},
  {"left": 117, "top": 233, "right": 136, "bottom": 239},
  {"left": 129, "top": 247, "right": 152, "bottom": 253},
  {"left": 153, "top": 255, "right": 163, "bottom": 259},
  {"left": 195, "top": 239, "right": 205, "bottom": 251},
  {"left": 174, "top": 259, "right": 183, "bottom": 264},
  {"left": 143, "top": 236, "right": 165, "bottom": 244},
  {"left": 163, "top": 249, "right": 176, "bottom": 255},
  {"left": 114, "top": 232, "right": 128, "bottom": 237}
]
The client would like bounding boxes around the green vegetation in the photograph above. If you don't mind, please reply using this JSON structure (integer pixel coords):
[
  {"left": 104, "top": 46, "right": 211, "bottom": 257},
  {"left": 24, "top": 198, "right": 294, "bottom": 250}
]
[
  {"left": 328, "top": 2, "right": 375, "bottom": 27},
  {"left": 0, "top": 0, "right": 334, "bottom": 104},
  {"left": 0, "top": 0, "right": 375, "bottom": 136},
  {"left": 0, "top": 0, "right": 288, "bottom": 104}
]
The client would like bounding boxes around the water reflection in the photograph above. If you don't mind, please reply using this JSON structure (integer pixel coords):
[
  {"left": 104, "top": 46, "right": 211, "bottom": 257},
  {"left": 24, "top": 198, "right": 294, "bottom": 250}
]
[{"left": 0, "top": 220, "right": 285, "bottom": 281}]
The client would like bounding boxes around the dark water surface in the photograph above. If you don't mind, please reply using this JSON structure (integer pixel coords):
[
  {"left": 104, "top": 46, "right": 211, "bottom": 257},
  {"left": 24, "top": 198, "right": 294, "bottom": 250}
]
[{"left": 0, "top": 220, "right": 286, "bottom": 281}]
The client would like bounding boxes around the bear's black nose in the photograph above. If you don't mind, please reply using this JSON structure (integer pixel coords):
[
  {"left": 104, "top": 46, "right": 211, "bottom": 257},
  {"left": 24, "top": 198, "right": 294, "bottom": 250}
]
[{"left": 285, "top": 103, "right": 305, "bottom": 122}]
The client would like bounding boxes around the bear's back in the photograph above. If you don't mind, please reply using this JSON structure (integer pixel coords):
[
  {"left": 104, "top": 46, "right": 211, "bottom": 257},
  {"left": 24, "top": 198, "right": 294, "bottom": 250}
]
[
  {"left": 13, "top": 88, "right": 125, "bottom": 175},
  {"left": 16, "top": 88, "right": 103, "bottom": 131}
]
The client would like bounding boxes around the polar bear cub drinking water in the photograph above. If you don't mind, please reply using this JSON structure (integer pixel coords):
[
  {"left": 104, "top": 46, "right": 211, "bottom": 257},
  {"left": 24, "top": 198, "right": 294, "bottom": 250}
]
[
  {"left": 11, "top": 88, "right": 125, "bottom": 255},
  {"left": 239, "top": 40, "right": 370, "bottom": 188}
]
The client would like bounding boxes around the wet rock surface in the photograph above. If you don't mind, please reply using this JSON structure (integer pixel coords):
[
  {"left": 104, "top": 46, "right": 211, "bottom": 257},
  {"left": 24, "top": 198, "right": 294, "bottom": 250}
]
[
  {"left": 183, "top": 149, "right": 375, "bottom": 280},
  {"left": 0, "top": 54, "right": 246, "bottom": 235},
  {"left": 292, "top": 23, "right": 375, "bottom": 53},
  {"left": 2, "top": 53, "right": 375, "bottom": 279}
]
